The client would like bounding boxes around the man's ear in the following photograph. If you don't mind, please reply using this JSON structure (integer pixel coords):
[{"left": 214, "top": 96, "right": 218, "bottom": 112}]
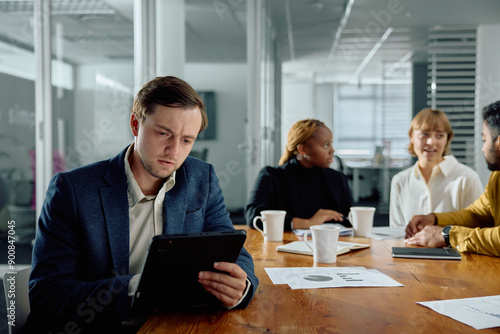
[
  {"left": 495, "top": 135, "right": 500, "bottom": 153},
  {"left": 130, "top": 114, "right": 139, "bottom": 136}
]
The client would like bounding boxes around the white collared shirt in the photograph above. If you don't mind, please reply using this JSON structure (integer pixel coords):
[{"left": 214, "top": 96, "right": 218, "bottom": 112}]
[
  {"left": 389, "top": 155, "right": 483, "bottom": 227},
  {"left": 124, "top": 144, "right": 176, "bottom": 275}
]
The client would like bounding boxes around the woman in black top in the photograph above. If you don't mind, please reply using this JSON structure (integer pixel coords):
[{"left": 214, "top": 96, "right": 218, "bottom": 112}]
[{"left": 245, "top": 119, "right": 352, "bottom": 231}]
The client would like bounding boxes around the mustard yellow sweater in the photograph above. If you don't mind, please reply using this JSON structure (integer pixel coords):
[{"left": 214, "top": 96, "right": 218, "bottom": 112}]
[{"left": 435, "top": 171, "right": 500, "bottom": 257}]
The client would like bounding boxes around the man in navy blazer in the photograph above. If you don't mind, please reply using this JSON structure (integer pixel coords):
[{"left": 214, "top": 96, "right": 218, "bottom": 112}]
[{"left": 25, "top": 76, "right": 258, "bottom": 333}]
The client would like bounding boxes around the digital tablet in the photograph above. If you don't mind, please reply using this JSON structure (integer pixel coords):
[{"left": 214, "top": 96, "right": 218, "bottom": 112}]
[
  {"left": 131, "top": 230, "right": 247, "bottom": 315},
  {"left": 392, "top": 247, "right": 461, "bottom": 260}
]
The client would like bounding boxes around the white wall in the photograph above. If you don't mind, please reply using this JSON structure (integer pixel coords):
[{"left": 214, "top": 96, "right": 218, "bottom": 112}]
[
  {"left": 315, "top": 83, "right": 335, "bottom": 132},
  {"left": 156, "top": 0, "right": 185, "bottom": 79},
  {"left": 185, "top": 63, "right": 247, "bottom": 211},
  {"left": 282, "top": 81, "right": 335, "bottom": 146},
  {"left": 476, "top": 24, "right": 500, "bottom": 186},
  {"left": 281, "top": 79, "right": 314, "bottom": 152}
]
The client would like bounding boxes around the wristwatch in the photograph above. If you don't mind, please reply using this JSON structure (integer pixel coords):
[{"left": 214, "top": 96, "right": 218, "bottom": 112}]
[{"left": 442, "top": 225, "right": 453, "bottom": 247}]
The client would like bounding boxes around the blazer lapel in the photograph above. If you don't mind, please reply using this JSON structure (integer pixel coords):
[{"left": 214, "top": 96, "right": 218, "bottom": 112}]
[
  {"left": 100, "top": 147, "right": 130, "bottom": 275},
  {"left": 163, "top": 165, "right": 187, "bottom": 234}
]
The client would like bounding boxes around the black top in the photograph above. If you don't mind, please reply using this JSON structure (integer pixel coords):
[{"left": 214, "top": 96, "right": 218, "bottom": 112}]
[{"left": 245, "top": 157, "right": 353, "bottom": 231}]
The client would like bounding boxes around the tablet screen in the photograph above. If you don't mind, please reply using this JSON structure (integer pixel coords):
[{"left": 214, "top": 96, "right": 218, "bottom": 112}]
[{"left": 131, "top": 230, "right": 247, "bottom": 315}]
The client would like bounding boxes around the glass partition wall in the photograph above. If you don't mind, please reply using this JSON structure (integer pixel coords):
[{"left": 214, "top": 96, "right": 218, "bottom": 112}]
[
  {"left": 0, "top": 0, "right": 134, "bottom": 250},
  {"left": 0, "top": 1, "right": 36, "bottom": 247}
]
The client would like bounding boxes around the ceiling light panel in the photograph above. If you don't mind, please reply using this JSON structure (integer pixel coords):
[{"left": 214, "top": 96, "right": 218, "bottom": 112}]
[{"left": 0, "top": 0, "right": 116, "bottom": 15}]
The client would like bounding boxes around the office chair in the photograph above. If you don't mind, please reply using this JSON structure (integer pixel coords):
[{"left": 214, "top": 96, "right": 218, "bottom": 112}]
[
  {"left": 331, "top": 155, "right": 344, "bottom": 173},
  {"left": 3, "top": 266, "right": 31, "bottom": 334},
  {"left": 189, "top": 148, "right": 208, "bottom": 161}
]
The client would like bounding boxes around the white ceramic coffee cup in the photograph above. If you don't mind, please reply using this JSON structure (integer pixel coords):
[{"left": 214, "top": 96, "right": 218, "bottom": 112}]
[
  {"left": 348, "top": 206, "right": 376, "bottom": 237},
  {"left": 252, "top": 210, "right": 286, "bottom": 241},
  {"left": 304, "top": 225, "right": 341, "bottom": 263}
]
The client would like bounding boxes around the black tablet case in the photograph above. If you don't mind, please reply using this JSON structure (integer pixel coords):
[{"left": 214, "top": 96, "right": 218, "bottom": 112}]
[
  {"left": 392, "top": 247, "right": 461, "bottom": 260},
  {"left": 131, "top": 230, "right": 247, "bottom": 315}
]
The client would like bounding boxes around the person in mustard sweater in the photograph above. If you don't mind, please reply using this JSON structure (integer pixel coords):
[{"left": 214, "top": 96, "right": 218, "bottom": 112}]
[{"left": 405, "top": 100, "right": 500, "bottom": 257}]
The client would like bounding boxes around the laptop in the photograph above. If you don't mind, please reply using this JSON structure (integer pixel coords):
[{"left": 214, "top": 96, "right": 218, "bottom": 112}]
[{"left": 131, "top": 230, "right": 247, "bottom": 315}]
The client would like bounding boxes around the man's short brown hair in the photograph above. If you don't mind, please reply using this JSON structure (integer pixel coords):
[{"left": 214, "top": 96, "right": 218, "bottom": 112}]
[{"left": 131, "top": 76, "right": 208, "bottom": 134}]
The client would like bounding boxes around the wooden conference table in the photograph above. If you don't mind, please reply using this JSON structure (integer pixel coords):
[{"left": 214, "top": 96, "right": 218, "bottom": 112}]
[{"left": 138, "top": 225, "right": 500, "bottom": 333}]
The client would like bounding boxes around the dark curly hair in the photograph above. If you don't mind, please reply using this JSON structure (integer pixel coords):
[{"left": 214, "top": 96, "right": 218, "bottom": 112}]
[{"left": 482, "top": 100, "right": 500, "bottom": 139}]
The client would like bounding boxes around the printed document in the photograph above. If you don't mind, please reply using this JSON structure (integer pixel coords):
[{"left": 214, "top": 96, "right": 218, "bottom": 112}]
[
  {"left": 265, "top": 267, "right": 403, "bottom": 289},
  {"left": 418, "top": 295, "right": 500, "bottom": 330}
]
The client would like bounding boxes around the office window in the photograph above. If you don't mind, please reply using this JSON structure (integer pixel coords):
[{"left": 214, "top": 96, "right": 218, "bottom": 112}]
[
  {"left": 335, "top": 83, "right": 411, "bottom": 159},
  {"left": 381, "top": 83, "right": 413, "bottom": 158},
  {"left": 336, "top": 85, "right": 380, "bottom": 157},
  {"left": 428, "top": 26, "right": 477, "bottom": 168}
]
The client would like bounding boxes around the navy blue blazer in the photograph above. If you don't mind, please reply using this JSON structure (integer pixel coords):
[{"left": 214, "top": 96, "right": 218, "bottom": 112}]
[{"left": 26, "top": 146, "right": 258, "bottom": 332}]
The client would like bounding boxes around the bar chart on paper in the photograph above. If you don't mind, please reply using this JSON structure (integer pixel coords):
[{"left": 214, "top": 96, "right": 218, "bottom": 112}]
[{"left": 265, "top": 267, "right": 404, "bottom": 289}]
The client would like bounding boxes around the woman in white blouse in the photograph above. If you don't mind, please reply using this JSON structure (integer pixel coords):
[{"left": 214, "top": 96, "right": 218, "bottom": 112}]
[{"left": 389, "top": 108, "right": 483, "bottom": 228}]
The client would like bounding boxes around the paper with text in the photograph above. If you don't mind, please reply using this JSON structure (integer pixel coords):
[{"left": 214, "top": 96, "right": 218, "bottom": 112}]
[
  {"left": 265, "top": 267, "right": 403, "bottom": 289},
  {"left": 418, "top": 295, "right": 500, "bottom": 330}
]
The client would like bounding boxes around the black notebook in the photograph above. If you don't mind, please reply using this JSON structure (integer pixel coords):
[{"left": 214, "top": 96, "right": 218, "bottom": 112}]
[
  {"left": 392, "top": 247, "right": 461, "bottom": 260},
  {"left": 131, "top": 230, "right": 247, "bottom": 315}
]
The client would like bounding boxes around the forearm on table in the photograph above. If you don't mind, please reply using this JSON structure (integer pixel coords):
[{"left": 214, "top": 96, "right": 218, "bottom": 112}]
[
  {"left": 434, "top": 209, "right": 488, "bottom": 228},
  {"left": 291, "top": 217, "right": 310, "bottom": 229},
  {"left": 449, "top": 225, "right": 500, "bottom": 257}
]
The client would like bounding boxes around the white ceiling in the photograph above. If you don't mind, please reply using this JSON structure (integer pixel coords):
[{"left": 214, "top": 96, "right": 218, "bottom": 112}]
[
  {"left": 185, "top": 0, "right": 500, "bottom": 84},
  {"left": 1, "top": 0, "right": 500, "bottom": 84},
  {"left": 270, "top": 0, "right": 500, "bottom": 83}
]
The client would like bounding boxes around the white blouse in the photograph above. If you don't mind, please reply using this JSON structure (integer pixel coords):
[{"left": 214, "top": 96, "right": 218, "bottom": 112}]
[{"left": 389, "top": 155, "right": 483, "bottom": 227}]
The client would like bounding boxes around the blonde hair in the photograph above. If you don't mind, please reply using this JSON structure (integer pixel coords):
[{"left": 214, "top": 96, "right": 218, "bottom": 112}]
[
  {"left": 279, "top": 119, "right": 326, "bottom": 165},
  {"left": 408, "top": 108, "right": 454, "bottom": 157}
]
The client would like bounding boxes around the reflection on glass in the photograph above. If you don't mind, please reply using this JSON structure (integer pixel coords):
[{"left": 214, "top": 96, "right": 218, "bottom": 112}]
[
  {"left": 0, "top": 2, "right": 36, "bottom": 244},
  {"left": 0, "top": 0, "right": 134, "bottom": 245},
  {"left": 50, "top": 0, "right": 134, "bottom": 169}
]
